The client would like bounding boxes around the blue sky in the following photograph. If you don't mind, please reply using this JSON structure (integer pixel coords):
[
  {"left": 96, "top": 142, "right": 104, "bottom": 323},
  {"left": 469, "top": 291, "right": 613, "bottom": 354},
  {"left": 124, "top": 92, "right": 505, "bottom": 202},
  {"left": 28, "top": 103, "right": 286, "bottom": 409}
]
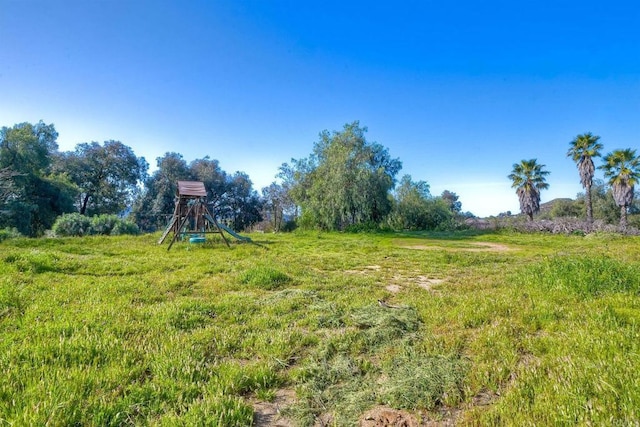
[{"left": 2, "top": 0, "right": 639, "bottom": 217}]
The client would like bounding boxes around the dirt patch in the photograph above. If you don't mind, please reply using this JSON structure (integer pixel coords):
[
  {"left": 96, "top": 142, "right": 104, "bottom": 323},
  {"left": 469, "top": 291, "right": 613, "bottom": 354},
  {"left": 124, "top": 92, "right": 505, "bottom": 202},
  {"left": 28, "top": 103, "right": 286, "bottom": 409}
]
[
  {"left": 440, "top": 389, "right": 499, "bottom": 425},
  {"left": 358, "top": 387, "right": 501, "bottom": 426},
  {"left": 470, "top": 389, "right": 498, "bottom": 407},
  {"left": 316, "top": 413, "right": 335, "bottom": 426},
  {"left": 389, "top": 275, "right": 444, "bottom": 293},
  {"left": 253, "top": 389, "right": 296, "bottom": 426},
  {"left": 346, "top": 265, "right": 383, "bottom": 275},
  {"left": 360, "top": 407, "right": 420, "bottom": 427},
  {"left": 464, "top": 242, "right": 511, "bottom": 252},
  {"left": 416, "top": 277, "right": 443, "bottom": 291},
  {"left": 400, "top": 242, "right": 511, "bottom": 252},
  {"left": 386, "top": 284, "right": 402, "bottom": 293}
]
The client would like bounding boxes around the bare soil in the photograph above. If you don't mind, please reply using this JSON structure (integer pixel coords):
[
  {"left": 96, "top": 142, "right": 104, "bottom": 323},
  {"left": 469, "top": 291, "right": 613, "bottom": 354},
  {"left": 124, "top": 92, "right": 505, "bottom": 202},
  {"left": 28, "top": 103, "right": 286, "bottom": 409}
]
[
  {"left": 360, "top": 407, "right": 420, "bottom": 427},
  {"left": 400, "top": 242, "right": 511, "bottom": 252},
  {"left": 416, "top": 277, "right": 444, "bottom": 291},
  {"left": 253, "top": 389, "right": 297, "bottom": 427},
  {"left": 386, "top": 284, "right": 402, "bottom": 293}
]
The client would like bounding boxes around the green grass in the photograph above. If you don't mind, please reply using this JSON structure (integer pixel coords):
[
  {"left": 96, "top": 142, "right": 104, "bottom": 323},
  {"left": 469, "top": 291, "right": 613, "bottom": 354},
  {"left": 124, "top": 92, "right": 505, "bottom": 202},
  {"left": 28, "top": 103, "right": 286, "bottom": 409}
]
[{"left": 2, "top": 231, "right": 640, "bottom": 425}]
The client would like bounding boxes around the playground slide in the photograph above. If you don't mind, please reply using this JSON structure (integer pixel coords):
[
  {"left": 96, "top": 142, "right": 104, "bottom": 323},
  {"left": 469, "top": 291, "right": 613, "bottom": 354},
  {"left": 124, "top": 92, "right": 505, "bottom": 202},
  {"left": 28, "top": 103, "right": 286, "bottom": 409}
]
[
  {"left": 218, "top": 223, "right": 252, "bottom": 242},
  {"left": 203, "top": 214, "right": 252, "bottom": 242}
]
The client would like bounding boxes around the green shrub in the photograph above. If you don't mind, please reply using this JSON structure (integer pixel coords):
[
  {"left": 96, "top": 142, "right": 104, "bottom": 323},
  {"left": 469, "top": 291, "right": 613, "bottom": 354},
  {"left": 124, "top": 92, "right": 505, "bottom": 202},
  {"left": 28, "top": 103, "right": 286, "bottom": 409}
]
[
  {"left": 52, "top": 213, "right": 92, "bottom": 236},
  {"left": 345, "top": 221, "right": 394, "bottom": 233},
  {"left": 281, "top": 219, "right": 298, "bottom": 232},
  {"left": 111, "top": 220, "right": 139, "bottom": 236},
  {"left": 629, "top": 214, "right": 640, "bottom": 229},
  {"left": 0, "top": 227, "right": 21, "bottom": 242},
  {"left": 52, "top": 213, "right": 140, "bottom": 237},
  {"left": 90, "top": 214, "right": 120, "bottom": 235}
]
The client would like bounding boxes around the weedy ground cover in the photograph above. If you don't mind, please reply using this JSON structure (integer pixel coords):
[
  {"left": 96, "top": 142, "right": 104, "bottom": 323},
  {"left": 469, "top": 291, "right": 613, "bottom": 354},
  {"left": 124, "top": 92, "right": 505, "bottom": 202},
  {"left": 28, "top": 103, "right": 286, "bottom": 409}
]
[{"left": 1, "top": 231, "right": 640, "bottom": 425}]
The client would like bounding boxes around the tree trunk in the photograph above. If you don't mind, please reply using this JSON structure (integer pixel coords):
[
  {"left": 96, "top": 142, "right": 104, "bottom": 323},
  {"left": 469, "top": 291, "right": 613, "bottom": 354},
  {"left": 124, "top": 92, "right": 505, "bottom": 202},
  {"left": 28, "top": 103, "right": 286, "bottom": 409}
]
[
  {"left": 527, "top": 212, "right": 533, "bottom": 221},
  {"left": 80, "top": 193, "right": 90, "bottom": 215},
  {"left": 275, "top": 210, "right": 281, "bottom": 232},
  {"left": 620, "top": 205, "right": 628, "bottom": 229},
  {"left": 585, "top": 184, "right": 593, "bottom": 224}
]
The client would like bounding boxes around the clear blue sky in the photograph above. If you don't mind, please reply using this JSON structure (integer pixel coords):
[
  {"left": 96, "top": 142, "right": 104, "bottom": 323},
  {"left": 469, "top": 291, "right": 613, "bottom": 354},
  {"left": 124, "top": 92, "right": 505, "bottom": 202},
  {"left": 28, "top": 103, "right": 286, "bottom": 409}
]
[{"left": 2, "top": 0, "right": 639, "bottom": 217}]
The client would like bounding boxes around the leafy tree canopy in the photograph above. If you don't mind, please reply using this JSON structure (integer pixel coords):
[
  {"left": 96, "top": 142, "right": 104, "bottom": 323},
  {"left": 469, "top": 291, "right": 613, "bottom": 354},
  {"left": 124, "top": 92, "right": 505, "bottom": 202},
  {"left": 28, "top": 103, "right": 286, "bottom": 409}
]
[
  {"left": 132, "top": 153, "right": 262, "bottom": 232},
  {"left": 288, "top": 121, "right": 402, "bottom": 230},
  {"left": 388, "top": 175, "right": 455, "bottom": 230},
  {"left": 0, "top": 121, "right": 75, "bottom": 235},
  {"left": 262, "top": 182, "right": 295, "bottom": 232},
  {"left": 54, "top": 140, "right": 148, "bottom": 215},
  {"left": 219, "top": 172, "right": 263, "bottom": 231},
  {"left": 0, "top": 121, "right": 58, "bottom": 176},
  {"left": 441, "top": 190, "right": 462, "bottom": 213}
]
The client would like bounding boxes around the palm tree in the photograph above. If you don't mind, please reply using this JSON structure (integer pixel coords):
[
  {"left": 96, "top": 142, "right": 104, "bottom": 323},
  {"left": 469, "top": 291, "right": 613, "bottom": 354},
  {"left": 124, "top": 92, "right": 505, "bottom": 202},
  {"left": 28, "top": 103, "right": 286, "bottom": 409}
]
[
  {"left": 567, "top": 132, "right": 602, "bottom": 224},
  {"left": 598, "top": 149, "right": 640, "bottom": 229},
  {"left": 508, "top": 159, "right": 550, "bottom": 221}
]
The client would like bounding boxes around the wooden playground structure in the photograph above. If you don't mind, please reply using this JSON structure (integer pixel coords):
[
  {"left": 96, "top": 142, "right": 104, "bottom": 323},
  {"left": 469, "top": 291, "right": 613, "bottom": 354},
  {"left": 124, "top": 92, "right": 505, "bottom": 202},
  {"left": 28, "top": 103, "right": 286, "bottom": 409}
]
[{"left": 158, "top": 181, "right": 230, "bottom": 250}]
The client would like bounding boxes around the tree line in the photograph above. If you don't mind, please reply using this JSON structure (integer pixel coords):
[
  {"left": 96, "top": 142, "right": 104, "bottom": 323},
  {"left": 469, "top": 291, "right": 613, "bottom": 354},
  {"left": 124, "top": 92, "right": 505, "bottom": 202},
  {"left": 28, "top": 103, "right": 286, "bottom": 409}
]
[
  {"left": 2, "top": 121, "right": 637, "bottom": 237},
  {"left": 508, "top": 132, "right": 640, "bottom": 229},
  {"left": 276, "top": 121, "right": 467, "bottom": 231},
  {"left": 1, "top": 120, "right": 468, "bottom": 236},
  {"left": 131, "top": 153, "right": 262, "bottom": 233},
  {"left": 0, "top": 122, "right": 262, "bottom": 236}
]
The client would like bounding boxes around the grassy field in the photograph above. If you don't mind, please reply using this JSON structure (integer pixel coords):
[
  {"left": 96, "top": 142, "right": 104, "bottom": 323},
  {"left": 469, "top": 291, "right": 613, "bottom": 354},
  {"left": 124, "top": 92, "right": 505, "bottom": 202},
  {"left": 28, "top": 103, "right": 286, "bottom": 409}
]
[{"left": 2, "top": 230, "right": 640, "bottom": 426}]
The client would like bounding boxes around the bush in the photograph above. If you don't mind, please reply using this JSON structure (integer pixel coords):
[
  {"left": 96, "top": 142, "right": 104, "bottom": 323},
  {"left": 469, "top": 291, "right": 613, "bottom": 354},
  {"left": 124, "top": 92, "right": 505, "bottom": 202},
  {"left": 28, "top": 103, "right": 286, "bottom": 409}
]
[
  {"left": 90, "top": 214, "right": 120, "bottom": 235},
  {"left": 52, "top": 213, "right": 140, "bottom": 237},
  {"left": 281, "top": 219, "right": 298, "bottom": 232},
  {"left": 345, "top": 221, "right": 385, "bottom": 233},
  {"left": 52, "top": 213, "right": 92, "bottom": 236},
  {"left": 0, "top": 227, "right": 22, "bottom": 242},
  {"left": 111, "top": 220, "right": 140, "bottom": 236},
  {"left": 628, "top": 214, "right": 640, "bottom": 230},
  {"left": 475, "top": 216, "right": 640, "bottom": 236}
]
